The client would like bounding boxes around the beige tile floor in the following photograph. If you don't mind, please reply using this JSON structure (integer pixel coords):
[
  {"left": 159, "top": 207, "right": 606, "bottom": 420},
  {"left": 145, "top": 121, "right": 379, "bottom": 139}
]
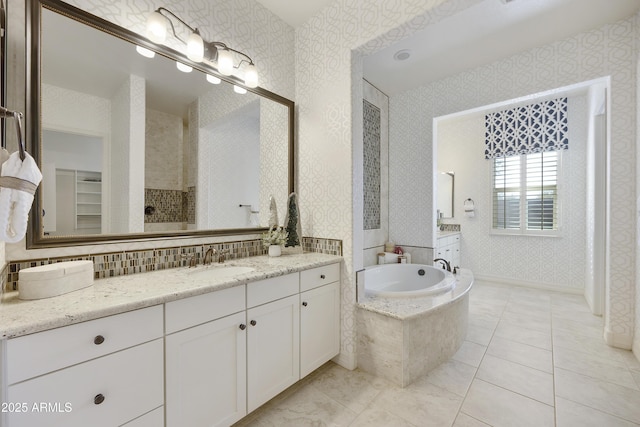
[{"left": 234, "top": 282, "right": 640, "bottom": 426}]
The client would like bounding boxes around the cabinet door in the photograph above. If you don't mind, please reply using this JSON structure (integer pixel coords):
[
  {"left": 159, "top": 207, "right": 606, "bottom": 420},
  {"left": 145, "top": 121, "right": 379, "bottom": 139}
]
[
  {"left": 300, "top": 281, "right": 341, "bottom": 378},
  {"left": 247, "top": 294, "right": 300, "bottom": 413},
  {"left": 166, "top": 311, "right": 247, "bottom": 427}
]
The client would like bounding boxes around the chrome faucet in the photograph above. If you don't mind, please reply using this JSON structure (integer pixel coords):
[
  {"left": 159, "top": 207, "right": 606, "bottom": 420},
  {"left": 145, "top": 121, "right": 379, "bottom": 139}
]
[
  {"left": 181, "top": 253, "right": 197, "bottom": 268},
  {"left": 433, "top": 258, "right": 451, "bottom": 272},
  {"left": 203, "top": 247, "right": 218, "bottom": 265},
  {"left": 217, "top": 249, "right": 230, "bottom": 263}
]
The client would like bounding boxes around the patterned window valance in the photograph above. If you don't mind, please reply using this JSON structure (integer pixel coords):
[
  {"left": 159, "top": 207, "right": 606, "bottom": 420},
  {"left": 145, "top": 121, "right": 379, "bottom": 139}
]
[{"left": 484, "top": 97, "right": 568, "bottom": 159}]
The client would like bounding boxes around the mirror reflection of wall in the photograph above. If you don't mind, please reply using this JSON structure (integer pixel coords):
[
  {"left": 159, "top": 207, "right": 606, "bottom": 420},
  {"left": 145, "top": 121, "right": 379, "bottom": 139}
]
[
  {"left": 205, "top": 102, "right": 260, "bottom": 229},
  {"left": 32, "top": 4, "right": 293, "bottom": 246},
  {"left": 42, "top": 130, "right": 103, "bottom": 235},
  {"left": 437, "top": 171, "right": 454, "bottom": 219}
]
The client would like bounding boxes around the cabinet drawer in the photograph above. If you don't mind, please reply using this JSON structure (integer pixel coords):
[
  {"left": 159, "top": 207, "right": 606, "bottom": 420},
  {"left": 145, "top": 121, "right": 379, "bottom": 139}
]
[
  {"left": 7, "top": 339, "right": 164, "bottom": 427},
  {"left": 121, "top": 407, "right": 164, "bottom": 427},
  {"left": 300, "top": 263, "right": 340, "bottom": 292},
  {"left": 165, "top": 285, "right": 245, "bottom": 334},
  {"left": 247, "top": 273, "right": 298, "bottom": 308},
  {"left": 6, "top": 305, "right": 163, "bottom": 385}
]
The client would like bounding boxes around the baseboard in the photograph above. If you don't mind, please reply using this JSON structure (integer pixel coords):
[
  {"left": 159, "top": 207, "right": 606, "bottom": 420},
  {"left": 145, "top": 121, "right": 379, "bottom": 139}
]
[
  {"left": 474, "top": 274, "right": 583, "bottom": 295},
  {"left": 332, "top": 352, "right": 356, "bottom": 370},
  {"left": 603, "top": 327, "right": 633, "bottom": 350}
]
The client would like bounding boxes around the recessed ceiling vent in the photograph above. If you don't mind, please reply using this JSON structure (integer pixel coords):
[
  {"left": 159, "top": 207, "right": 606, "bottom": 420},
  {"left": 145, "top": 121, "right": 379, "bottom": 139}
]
[{"left": 393, "top": 49, "right": 411, "bottom": 61}]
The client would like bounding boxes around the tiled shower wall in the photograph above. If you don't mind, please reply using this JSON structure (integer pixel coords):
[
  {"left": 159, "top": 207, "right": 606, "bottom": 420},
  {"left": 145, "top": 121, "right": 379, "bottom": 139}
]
[{"left": 143, "top": 188, "right": 196, "bottom": 226}]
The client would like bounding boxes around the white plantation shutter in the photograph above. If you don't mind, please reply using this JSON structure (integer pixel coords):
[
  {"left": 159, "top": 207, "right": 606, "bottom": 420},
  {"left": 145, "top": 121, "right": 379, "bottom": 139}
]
[
  {"left": 493, "top": 156, "right": 520, "bottom": 230},
  {"left": 525, "top": 152, "right": 558, "bottom": 230},
  {"left": 493, "top": 152, "right": 558, "bottom": 231},
  {"left": 487, "top": 98, "right": 565, "bottom": 234}
]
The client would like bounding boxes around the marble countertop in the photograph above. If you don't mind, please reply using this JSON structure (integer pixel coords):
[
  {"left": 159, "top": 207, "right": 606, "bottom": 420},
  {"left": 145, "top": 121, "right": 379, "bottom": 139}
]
[
  {"left": 437, "top": 230, "right": 461, "bottom": 237},
  {"left": 356, "top": 269, "right": 473, "bottom": 320},
  {"left": 0, "top": 253, "right": 342, "bottom": 339}
]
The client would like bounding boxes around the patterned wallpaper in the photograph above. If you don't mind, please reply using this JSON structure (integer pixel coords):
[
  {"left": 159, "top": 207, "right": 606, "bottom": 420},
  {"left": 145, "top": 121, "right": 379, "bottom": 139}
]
[
  {"left": 5, "top": 0, "right": 638, "bottom": 366},
  {"left": 389, "top": 16, "right": 638, "bottom": 348},
  {"left": 296, "top": 0, "right": 486, "bottom": 368},
  {"left": 437, "top": 95, "right": 587, "bottom": 290}
]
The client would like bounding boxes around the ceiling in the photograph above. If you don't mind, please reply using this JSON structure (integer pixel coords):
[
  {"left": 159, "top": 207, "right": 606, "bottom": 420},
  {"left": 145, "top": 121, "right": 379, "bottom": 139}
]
[
  {"left": 255, "top": 0, "right": 335, "bottom": 28},
  {"left": 256, "top": 0, "right": 640, "bottom": 96}
]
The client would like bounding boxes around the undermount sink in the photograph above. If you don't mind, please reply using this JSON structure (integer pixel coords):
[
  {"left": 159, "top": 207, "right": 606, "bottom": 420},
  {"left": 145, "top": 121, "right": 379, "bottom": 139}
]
[{"left": 186, "top": 266, "right": 255, "bottom": 280}]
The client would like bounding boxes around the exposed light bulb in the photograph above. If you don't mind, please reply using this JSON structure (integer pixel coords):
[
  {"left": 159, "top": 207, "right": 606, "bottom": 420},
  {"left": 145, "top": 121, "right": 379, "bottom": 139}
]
[
  {"left": 146, "top": 11, "right": 167, "bottom": 44},
  {"left": 176, "top": 62, "right": 193, "bottom": 73},
  {"left": 187, "top": 31, "right": 204, "bottom": 62},
  {"left": 244, "top": 63, "right": 258, "bottom": 88},
  {"left": 233, "top": 85, "right": 247, "bottom": 94},
  {"left": 206, "top": 74, "right": 221, "bottom": 84},
  {"left": 217, "top": 49, "right": 234, "bottom": 76},
  {"left": 136, "top": 46, "right": 155, "bottom": 58}
]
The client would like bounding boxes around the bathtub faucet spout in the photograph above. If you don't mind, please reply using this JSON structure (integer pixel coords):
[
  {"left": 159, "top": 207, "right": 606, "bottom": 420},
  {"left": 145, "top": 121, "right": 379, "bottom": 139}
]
[{"left": 433, "top": 258, "right": 451, "bottom": 272}]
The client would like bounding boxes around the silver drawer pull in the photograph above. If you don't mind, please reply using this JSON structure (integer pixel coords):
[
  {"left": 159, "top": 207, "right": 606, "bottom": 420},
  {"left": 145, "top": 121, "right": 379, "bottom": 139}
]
[
  {"left": 94, "top": 394, "right": 105, "bottom": 405},
  {"left": 250, "top": 320, "right": 257, "bottom": 326},
  {"left": 239, "top": 324, "right": 246, "bottom": 330},
  {"left": 320, "top": 274, "right": 326, "bottom": 279},
  {"left": 302, "top": 302, "right": 308, "bottom": 307},
  {"left": 94, "top": 335, "right": 105, "bottom": 345}
]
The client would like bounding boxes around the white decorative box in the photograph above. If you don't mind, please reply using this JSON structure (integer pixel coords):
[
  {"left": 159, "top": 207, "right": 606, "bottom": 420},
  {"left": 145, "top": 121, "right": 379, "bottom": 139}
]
[{"left": 18, "top": 260, "right": 94, "bottom": 300}]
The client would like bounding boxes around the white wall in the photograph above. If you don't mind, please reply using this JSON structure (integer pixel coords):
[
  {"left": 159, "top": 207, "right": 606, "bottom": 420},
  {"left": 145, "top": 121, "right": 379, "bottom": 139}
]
[
  {"left": 389, "top": 16, "right": 638, "bottom": 349},
  {"left": 110, "top": 75, "right": 145, "bottom": 234},
  {"left": 296, "top": 0, "right": 486, "bottom": 369},
  {"left": 436, "top": 95, "right": 588, "bottom": 291},
  {"left": 205, "top": 107, "right": 260, "bottom": 229}
]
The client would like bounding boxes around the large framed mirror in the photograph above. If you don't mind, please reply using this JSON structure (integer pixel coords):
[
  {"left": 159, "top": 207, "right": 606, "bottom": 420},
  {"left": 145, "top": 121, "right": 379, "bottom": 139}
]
[{"left": 26, "top": 0, "right": 294, "bottom": 248}]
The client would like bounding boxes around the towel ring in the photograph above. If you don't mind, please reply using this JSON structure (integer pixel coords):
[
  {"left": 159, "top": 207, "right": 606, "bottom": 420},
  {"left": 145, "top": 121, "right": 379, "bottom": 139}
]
[{"left": 0, "top": 106, "right": 26, "bottom": 161}]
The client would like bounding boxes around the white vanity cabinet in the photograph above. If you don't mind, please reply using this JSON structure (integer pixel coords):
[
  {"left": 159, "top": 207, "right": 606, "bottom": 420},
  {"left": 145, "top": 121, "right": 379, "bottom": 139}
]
[
  {"left": 3, "top": 306, "right": 164, "bottom": 427},
  {"left": 435, "top": 233, "right": 461, "bottom": 268},
  {"left": 165, "top": 286, "right": 247, "bottom": 427},
  {"left": 246, "top": 273, "right": 300, "bottom": 412},
  {"left": 0, "top": 258, "right": 342, "bottom": 427},
  {"left": 300, "top": 263, "right": 341, "bottom": 378}
]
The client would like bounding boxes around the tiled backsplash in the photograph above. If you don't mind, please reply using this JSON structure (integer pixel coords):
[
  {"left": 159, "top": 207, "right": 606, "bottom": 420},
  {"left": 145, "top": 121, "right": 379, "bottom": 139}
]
[
  {"left": 3, "top": 237, "right": 342, "bottom": 292},
  {"left": 440, "top": 224, "right": 461, "bottom": 232}
]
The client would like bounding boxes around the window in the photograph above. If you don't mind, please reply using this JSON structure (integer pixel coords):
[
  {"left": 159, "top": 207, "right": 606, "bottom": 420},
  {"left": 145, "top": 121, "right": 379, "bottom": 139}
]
[
  {"left": 485, "top": 97, "right": 567, "bottom": 235},
  {"left": 492, "top": 151, "right": 559, "bottom": 233}
]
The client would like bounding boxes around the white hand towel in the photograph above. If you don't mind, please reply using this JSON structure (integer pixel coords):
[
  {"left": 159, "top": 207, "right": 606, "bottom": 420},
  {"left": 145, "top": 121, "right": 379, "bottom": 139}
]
[{"left": 0, "top": 151, "right": 42, "bottom": 242}]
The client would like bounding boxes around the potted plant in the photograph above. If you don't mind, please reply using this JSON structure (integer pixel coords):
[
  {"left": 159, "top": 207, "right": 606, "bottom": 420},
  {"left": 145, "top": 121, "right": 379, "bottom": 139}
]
[{"left": 262, "top": 226, "right": 288, "bottom": 257}]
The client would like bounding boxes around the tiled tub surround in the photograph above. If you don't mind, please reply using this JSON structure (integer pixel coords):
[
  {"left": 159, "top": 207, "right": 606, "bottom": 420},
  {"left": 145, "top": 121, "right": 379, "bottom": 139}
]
[
  {"left": 4, "top": 237, "right": 342, "bottom": 292},
  {"left": 0, "top": 252, "right": 342, "bottom": 339},
  {"left": 357, "top": 270, "right": 473, "bottom": 387}
]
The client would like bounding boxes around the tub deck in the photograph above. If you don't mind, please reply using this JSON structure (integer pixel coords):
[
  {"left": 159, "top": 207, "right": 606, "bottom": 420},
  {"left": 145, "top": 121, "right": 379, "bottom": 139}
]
[
  {"left": 357, "top": 268, "right": 473, "bottom": 319},
  {"left": 356, "top": 269, "right": 473, "bottom": 387}
]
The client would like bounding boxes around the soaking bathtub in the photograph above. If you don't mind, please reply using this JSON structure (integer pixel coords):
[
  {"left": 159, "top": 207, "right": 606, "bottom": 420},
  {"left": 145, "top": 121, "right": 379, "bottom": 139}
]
[
  {"left": 363, "top": 264, "right": 455, "bottom": 298},
  {"left": 356, "top": 263, "right": 473, "bottom": 387}
]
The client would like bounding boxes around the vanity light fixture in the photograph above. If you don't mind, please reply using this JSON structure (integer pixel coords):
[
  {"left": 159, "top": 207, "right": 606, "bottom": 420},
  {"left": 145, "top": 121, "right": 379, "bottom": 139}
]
[
  {"left": 206, "top": 74, "right": 221, "bottom": 84},
  {"left": 135, "top": 46, "right": 155, "bottom": 58},
  {"left": 144, "top": 7, "right": 259, "bottom": 88},
  {"left": 176, "top": 62, "right": 192, "bottom": 73},
  {"left": 233, "top": 85, "right": 247, "bottom": 95}
]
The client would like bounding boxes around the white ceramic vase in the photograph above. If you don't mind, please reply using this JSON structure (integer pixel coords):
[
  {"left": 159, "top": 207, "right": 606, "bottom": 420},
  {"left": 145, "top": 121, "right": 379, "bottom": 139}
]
[{"left": 268, "top": 245, "right": 282, "bottom": 257}]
